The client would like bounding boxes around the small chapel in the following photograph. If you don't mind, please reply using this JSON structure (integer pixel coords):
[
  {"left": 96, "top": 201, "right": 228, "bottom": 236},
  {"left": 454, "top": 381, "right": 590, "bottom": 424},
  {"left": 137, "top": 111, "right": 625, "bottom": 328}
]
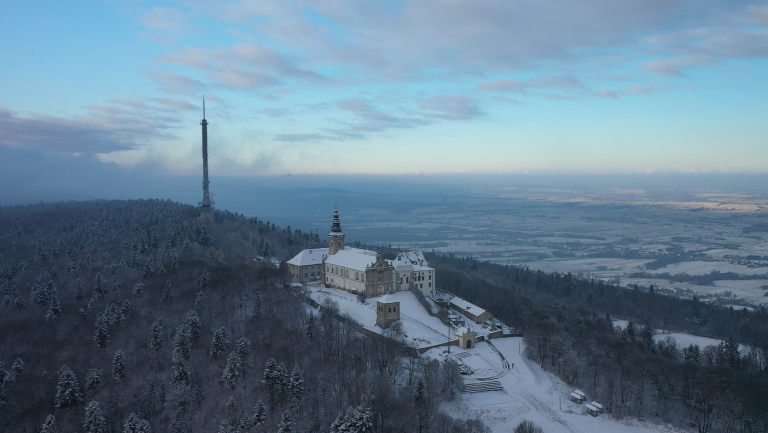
[{"left": 287, "top": 207, "right": 436, "bottom": 299}]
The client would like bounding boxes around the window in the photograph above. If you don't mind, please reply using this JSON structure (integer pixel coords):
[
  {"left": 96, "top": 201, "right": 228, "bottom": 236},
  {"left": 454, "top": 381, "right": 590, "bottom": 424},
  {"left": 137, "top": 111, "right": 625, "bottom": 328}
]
[
  {"left": 428, "top": 283, "right": 431, "bottom": 287},
  {"left": 304, "top": 273, "right": 308, "bottom": 277},
  {"left": 355, "top": 272, "right": 359, "bottom": 280},
  {"left": 393, "top": 307, "right": 397, "bottom": 312},
  {"left": 388, "top": 307, "right": 391, "bottom": 312},
  {"left": 429, "top": 275, "right": 432, "bottom": 280}
]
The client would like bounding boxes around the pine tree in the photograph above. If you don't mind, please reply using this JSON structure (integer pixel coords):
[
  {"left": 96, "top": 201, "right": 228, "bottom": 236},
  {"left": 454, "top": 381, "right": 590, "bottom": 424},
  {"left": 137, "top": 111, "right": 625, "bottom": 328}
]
[
  {"left": 251, "top": 401, "right": 267, "bottom": 426},
  {"left": 150, "top": 319, "right": 163, "bottom": 351},
  {"left": 11, "top": 358, "right": 24, "bottom": 375},
  {"left": 83, "top": 401, "right": 107, "bottom": 433},
  {"left": 236, "top": 337, "right": 250, "bottom": 359},
  {"left": 123, "top": 412, "right": 152, "bottom": 433},
  {"left": 40, "top": 414, "right": 55, "bottom": 433},
  {"left": 93, "top": 314, "right": 111, "bottom": 348},
  {"left": 288, "top": 365, "right": 304, "bottom": 403},
  {"left": 221, "top": 352, "right": 241, "bottom": 389},
  {"left": 194, "top": 291, "right": 205, "bottom": 310},
  {"left": 211, "top": 327, "right": 228, "bottom": 360},
  {"left": 45, "top": 284, "right": 62, "bottom": 321},
  {"left": 186, "top": 311, "right": 201, "bottom": 344},
  {"left": 173, "top": 325, "right": 191, "bottom": 359},
  {"left": 85, "top": 368, "right": 103, "bottom": 390},
  {"left": 263, "top": 358, "right": 288, "bottom": 404},
  {"left": 276, "top": 410, "right": 292, "bottom": 433},
  {"left": 112, "top": 350, "right": 127, "bottom": 380},
  {"left": 170, "top": 351, "right": 189, "bottom": 385},
  {"left": 262, "top": 241, "right": 272, "bottom": 258},
  {"left": 55, "top": 365, "right": 82, "bottom": 409},
  {"left": 132, "top": 282, "right": 144, "bottom": 297}
]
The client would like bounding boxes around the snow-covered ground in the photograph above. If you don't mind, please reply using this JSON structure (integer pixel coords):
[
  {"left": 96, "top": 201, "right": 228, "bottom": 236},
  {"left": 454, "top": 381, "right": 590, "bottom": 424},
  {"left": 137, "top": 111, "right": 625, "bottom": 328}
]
[
  {"left": 306, "top": 285, "right": 452, "bottom": 348},
  {"left": 428, "top": 339, "right": 688, "bottom": 433},
  {"left": 303, "top": 284, "right": 691, "bottom": 432},
  {"left": 611, "top": 320, "right": 748, "bottom": 353}
]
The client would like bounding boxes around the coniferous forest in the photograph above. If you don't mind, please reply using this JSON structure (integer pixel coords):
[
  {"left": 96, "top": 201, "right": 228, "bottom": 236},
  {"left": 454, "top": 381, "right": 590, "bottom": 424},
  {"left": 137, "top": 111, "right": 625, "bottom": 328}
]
[
  {"left": 0, "top": 200, "right": 480, "bottom": 433},
  {"left": 2, "top": 199, "right": 768, "bottom": 433}
]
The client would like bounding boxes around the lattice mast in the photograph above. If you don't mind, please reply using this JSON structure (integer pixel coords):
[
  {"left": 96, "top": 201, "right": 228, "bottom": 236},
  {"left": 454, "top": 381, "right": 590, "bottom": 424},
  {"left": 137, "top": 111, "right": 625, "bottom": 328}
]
[{"left": 199, "top": 97, "right": 214, "bottom": 213}]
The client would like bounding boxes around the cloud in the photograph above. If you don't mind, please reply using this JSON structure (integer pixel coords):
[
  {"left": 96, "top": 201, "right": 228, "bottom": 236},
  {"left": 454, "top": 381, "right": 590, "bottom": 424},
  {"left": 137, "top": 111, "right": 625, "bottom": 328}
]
[
  {"left": 153, "top": 71, "right": 205, "bottom": 93},
  {"left": 643, "top": 26, "right": 768, "bottom": 76},
  {"left": 0, "top": 98, "right": 189, "bottom": 154},
  {"left": 157, "top": 43, "right": 327, "bottom": 89},
  {"left": 417, "top": 95, "right": 485, "bottom": 120}
]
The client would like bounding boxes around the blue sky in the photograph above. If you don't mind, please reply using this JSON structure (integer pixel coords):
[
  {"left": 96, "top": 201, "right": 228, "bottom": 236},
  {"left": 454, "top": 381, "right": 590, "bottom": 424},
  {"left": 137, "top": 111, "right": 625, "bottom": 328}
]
[{"left": 1, "top": 0, "right": 768, "bottom": 179}]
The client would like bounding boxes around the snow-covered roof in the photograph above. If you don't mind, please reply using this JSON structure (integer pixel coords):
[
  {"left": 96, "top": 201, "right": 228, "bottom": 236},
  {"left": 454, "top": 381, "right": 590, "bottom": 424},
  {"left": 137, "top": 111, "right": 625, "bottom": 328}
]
[
  {"left": 574, "top": 390, "right": 586, "bottom": 397},
  {"left": 591, "top": 402, "right": 603, "bottom": 409},
  {"left": 455, "top": 326, "right": 473, "bottom": 336},
  {"left": 287, "top": 248, "right": 329, "bottom": 266},
  {"left": 392, "top": 251, "right": 430, "bottom": 268},
  {"left": 449, "top": 296, "right": 487, "bottom": 317},
  {"left": 325, "top": 248, "right": 379, "bottom": 271},
  {"left": 377, "top": 294, "right": 397, "bottom": 304},
  {"left": 288, "top": 246, "right": 375, "bottom": 267}
]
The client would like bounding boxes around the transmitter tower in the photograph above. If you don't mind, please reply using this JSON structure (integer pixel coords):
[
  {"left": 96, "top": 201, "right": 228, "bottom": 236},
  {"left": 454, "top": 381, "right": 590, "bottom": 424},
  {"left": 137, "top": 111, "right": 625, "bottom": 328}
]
[{"left": 199, "top": 98, "right": 214, "bottom": 214}]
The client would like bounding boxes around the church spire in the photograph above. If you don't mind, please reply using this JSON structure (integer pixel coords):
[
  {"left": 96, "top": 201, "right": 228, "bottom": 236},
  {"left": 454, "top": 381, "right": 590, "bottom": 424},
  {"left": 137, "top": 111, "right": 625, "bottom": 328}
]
[{"left": 328, "top": 205, "right": 345, "bottom": 255}]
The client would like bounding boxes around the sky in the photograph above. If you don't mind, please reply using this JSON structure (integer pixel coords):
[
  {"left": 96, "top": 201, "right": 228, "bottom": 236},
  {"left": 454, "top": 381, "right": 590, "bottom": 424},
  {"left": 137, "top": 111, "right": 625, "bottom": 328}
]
[{"left": 1, "top": 0, "right": 768, "bottom": 194}]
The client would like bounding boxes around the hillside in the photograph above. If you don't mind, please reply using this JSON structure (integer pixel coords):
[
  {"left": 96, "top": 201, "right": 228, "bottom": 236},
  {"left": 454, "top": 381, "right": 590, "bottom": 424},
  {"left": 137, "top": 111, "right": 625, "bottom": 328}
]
[{"left": 0, "top": 200, "right": 479, "bottom": 433}]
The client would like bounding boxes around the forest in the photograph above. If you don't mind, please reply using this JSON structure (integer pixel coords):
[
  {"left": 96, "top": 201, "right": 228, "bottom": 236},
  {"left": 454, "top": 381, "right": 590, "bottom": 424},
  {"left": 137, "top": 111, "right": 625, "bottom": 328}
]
[
  {"left": 431, "top": 255, "right": 768, "bottom": 433},
  {"left": 2, "top": 199, "right": 767, "bottom": 433},
  {"left": 0, "top": 200, "right": 482, "bottom": 433}
]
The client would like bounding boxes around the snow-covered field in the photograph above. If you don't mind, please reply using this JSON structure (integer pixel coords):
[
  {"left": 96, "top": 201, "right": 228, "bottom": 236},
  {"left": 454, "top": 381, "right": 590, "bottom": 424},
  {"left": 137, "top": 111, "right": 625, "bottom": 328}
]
[
  {"left": 429, "top": 339, "right": 689, "bottom": 433},
  {"left": 612, "top": 320, "right": 746, "bottom": 353}
]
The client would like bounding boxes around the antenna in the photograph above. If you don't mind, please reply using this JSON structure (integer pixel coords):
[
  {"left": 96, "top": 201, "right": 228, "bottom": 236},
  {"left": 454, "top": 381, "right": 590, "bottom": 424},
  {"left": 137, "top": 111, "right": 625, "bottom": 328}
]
[{"left": 203, "top": 96, "right": 206, "bottom": 119}]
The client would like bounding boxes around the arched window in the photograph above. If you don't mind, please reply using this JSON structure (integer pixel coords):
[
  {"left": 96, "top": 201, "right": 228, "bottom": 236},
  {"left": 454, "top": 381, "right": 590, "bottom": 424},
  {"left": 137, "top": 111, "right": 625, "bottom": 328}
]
[{"left": 355, "top": 272, "right": 359, "bottom": 280}]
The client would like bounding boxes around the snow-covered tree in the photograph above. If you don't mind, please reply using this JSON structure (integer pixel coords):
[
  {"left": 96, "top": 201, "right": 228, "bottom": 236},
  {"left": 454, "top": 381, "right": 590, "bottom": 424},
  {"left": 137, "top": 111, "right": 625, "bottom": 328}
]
[
  {"left": 276, "top": 410, "right": 292, "bottom": 433},
  {"left": 221, "top": 351, "right": 241, "bottom": 389},
  {"left": 45, "top": 285, "right": 61, "bottom": 321},
  {"left": 211, "top": 327, "right": 228, "bottom": 360},
  {"left": 85, "top": 368, "right": 103, "bottom": 391},
  {"left": 331, "top": 405, "right": 373, "bottom": 433},
  {"left": 288, "top": 365, "right": 304, "bottom": 403},
  {"left": 236, "top": 337, "right": 250, "bottom": 359},
  {"left": 83, "top": 401, "right": 107, "bottom": 433},
  {"left": 112, "top": 350, "right": 126, "bottom": 380},
  {"left": 251, "top": 401, "right": 267, "bottom": 426},
  {"left": 170, "top": 351, "right": 189, "bottom": 385},
  {"left": 194, "top": 291, "right": 205, "bottom": 310},
  {"left": 40, "top": 414, "right": 55, "bottom": 433},
  {"left": 132, "top": 282, "right": 144, "bottom": 297},
  {"left": 150, "top": 319, "right": 163, "bottom": 351},
  {"left": 173, "top": 325, "right": 191, "bottom": 360},
  {"left": 55, "top": 365, "right": 82, "bottom": 409},
  {"left": 263, "top": 358, "right": 288, "bottom": 404},
  {"left": 186, "top": 310, "right": 201, "bottom": 344},
  {"left": 93, "top": 313, "right": 111, "bottom": 348},
  {"left": 11, "top": 358, "right": 24, "bottom": 375},
  {"left": 123, "top": 412, "right": 152, "bottom": 433}
]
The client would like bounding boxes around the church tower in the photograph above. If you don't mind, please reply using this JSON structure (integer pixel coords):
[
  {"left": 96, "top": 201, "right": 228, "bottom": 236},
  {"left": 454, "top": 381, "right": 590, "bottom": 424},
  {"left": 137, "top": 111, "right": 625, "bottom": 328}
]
[
  {"left": 328, "top": 206, "right": 345, "bottom": 255},
  {"left": 199, "top": 98, "right": 214, "bottom": 215}
]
